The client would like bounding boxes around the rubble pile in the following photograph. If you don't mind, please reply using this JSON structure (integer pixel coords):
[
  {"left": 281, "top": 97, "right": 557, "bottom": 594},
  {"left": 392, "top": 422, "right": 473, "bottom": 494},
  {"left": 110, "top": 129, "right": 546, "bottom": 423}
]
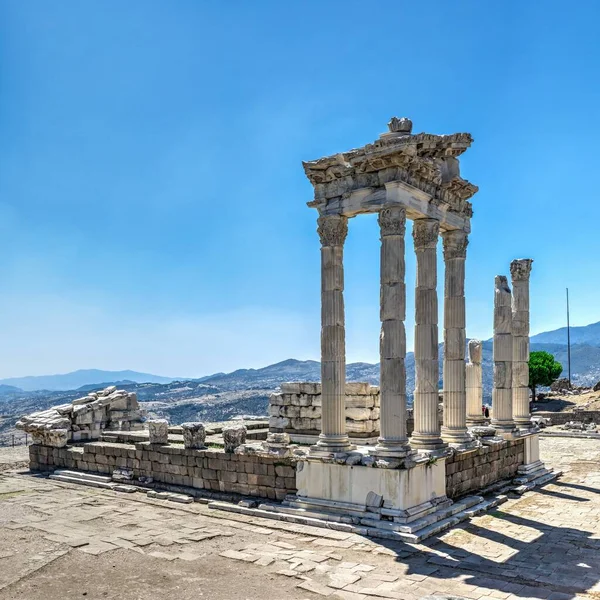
[
  {"left": 561, "top": 421, "right": 597, "bottom": 432},
  {"left": 16, "top": 386, "right": 145, "bottom": 447}
]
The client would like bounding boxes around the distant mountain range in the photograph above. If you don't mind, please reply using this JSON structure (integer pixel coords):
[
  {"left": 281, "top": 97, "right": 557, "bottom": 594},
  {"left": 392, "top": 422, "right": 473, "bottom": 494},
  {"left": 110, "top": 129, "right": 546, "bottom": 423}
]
[
  {"left": 0, "top": 369, "right": 174, "bottom": 392},
  {"left": 2, "top": 321, "right": 600, "bottom": 435}
]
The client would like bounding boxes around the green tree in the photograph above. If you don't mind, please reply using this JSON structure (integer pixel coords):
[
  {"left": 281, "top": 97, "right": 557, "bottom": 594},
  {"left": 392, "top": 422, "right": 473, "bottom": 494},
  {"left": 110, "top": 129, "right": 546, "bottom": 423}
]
[{"left": 529, "top": 350, "right": 563, "bottom": 401}]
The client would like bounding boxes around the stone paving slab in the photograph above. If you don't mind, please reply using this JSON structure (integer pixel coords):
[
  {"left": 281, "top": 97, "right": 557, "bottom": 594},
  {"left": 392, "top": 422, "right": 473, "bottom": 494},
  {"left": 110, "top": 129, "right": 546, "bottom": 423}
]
[{"left": 0, "top": 438, "right": 599, "bottom": 599}]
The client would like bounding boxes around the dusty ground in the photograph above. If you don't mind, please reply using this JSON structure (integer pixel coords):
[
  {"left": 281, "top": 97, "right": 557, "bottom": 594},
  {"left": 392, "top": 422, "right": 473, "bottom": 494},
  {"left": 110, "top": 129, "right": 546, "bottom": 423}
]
[
  {"left": 0, "top": 445, "right": 28, "bottom": 472},
  {"left": 1, "top": 439, "right": 600, "bottom": 600}
]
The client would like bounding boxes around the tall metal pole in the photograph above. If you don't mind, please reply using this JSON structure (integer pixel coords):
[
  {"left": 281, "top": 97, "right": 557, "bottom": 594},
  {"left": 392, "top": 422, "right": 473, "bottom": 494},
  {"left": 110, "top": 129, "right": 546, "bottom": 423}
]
[{"left": 566, "top": 287, "right": 571, "bottom": 386}]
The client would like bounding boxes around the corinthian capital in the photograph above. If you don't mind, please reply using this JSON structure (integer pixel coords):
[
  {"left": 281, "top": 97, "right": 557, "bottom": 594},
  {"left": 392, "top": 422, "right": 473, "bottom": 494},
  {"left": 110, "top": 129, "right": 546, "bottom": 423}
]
[
  {"left": 412, "top": 219, "right": 439, "bottom": 250},
  {"left": 510, "top": 259, "right": 533, "bottom": 282},
  {"left": 442, "top": 229, "right": 468, "bottom": 260},
  {"left": 378, "top": 206, "right": 406, "bottom": 237},
  {"left": 317, "top": 215, "right": 348, "bottom": 247}
]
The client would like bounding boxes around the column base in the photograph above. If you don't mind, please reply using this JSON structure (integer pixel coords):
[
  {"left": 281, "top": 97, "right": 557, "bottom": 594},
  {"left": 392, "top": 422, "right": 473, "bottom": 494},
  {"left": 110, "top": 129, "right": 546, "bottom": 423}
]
[
  {"left": 441, "top": 427, "right": 479, "bottom": 450},
  {"left": 368, "top": 439, "right": 413, "bottom": 459},
  {"left": 491, "top": 420, "right": 518, "bottom": 439},
  {"left": 409, "top": 433, "right": 447, "bottom": 454},
  {"left": 514, "top": 418, "right": 533, "bottom": 432},
  {"left": 466, "top": 417, "right": 486, "bottom": 428},
  {"left": 310, "top": 434, "right": 355, "bottom": 457}
]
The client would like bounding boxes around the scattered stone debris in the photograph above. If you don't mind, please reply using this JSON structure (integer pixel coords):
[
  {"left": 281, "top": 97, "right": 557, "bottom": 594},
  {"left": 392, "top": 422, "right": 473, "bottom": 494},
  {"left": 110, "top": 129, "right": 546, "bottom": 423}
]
[
  {"left": 531, "top": 416, "right": 551, "bottom": 428},
  {"left": 147, "top": 490, "right": 193, "bottom": 503},
  {"left": 561, "top": 421, "right": 597, "bottom": 432}
]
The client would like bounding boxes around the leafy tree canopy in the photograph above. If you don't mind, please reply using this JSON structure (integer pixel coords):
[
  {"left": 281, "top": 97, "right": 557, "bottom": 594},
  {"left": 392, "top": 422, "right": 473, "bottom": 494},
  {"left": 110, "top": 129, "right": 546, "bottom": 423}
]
[{"left": 529, "top": 351, "right": 563, "bottom": 391}]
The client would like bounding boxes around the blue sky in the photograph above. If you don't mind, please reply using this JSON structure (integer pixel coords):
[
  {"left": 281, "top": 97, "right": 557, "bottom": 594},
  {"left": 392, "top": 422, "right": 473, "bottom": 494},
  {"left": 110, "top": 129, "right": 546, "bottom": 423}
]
[{"left": 1, "top": 1, "right": 599, "bottom": 378}]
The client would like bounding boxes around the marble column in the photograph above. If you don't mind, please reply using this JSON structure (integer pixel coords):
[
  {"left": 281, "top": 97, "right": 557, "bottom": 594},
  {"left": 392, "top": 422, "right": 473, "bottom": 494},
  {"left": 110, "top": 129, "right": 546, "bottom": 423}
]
[
  {"left": 313, "top": 214, "right": 352, "bottom": 453},
  {"left": 411, "top": 219, "right": 445, "bottom": 452},
  {"left": 491, "top": 275, "right": 516, "bottom": 435},
  {"left": 441, "top": 230, "right": 474, "bottom": 448},
  {"left": 466, "top": 339, "right": 485, "bottom": 427},
  {"left": 511, "top": 259, "right": 534, "bottom": 430},
  {"left": 371, "top": 207, "right": 411, "bottom": 457}
]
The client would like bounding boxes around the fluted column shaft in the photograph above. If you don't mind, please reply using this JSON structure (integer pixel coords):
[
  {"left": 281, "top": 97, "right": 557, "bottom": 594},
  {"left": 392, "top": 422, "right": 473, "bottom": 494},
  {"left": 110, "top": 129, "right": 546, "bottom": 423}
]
[
  {"left": 441, "top": 230, "right": 474, "bottom": 447},
  {"left": 314, "top": 215, "right": 352, "bottom": 453},
  {"left": 411, "top": 219, "right": 445, "bottom": 451},
  {"left": 466, "top": 339, "right": 485, "bottom": 426},
  {"left": 491, "top": 275, "right": 516, "bottom": 435},
  {"left": 372, "top": 207, "right": 410, "bottom": 457},
  {"left": 511, "top": 259, "right": 533, "bottom": 430}
]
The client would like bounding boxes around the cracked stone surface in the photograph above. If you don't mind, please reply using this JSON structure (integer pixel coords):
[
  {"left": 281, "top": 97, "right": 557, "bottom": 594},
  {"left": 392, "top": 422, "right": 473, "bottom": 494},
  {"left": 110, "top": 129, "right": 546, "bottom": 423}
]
[{"left": 1, "top": 438, "right": 600, "bottom": 599}]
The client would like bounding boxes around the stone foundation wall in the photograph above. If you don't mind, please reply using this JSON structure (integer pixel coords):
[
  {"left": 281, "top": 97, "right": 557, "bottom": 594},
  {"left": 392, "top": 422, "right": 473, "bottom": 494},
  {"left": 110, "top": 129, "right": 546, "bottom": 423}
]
[
  {"left": 445, "top": 439, "right": 524, "bottom": 499},
  {"left": 29, "top": 441, "right": 297, "bottom": 501},
  {"left": 269, "top": 382, "right": 380, "bottom": 438}
]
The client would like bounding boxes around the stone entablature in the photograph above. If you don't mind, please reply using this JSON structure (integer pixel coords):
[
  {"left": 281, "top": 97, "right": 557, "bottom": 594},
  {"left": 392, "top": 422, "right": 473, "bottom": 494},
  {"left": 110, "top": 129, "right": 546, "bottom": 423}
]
[
  {"left": 304, "top": 117, "right": 477, "bottom": 230},
  {"left": 269, "top": 382, "right": 380, "bottom": 440},
  {"left": 16, "top": 386, "right": 145, "bottom": 447}
]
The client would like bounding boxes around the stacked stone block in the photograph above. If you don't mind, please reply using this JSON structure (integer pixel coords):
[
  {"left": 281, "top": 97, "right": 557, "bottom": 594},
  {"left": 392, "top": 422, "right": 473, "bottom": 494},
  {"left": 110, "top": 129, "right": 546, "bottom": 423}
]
[
  {"left": 16, "top": 386, "right": 145, "bottom": 446},
  {"left": 445, "top": 438, "right": 524, "bottom": 498},
  {"left": 511, "top": 259, "right": 533, "bottom": 430},
  {"left": 29, "top": 441, "right": 297, "bottom": 501},
  {"left": 269, "top": 382, "right": 380, "bottom": 439},
  {"left": 491, "top": 276, "right": 516, "bottom": 435}
]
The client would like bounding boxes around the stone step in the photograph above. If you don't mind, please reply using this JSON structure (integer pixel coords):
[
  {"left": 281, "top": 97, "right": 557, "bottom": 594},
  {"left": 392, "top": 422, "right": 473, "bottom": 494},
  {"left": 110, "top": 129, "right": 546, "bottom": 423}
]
[
  {"left": 49, "top": 474, "right": 117, "bottom": 490},
  {"left": 513, "top": 468, "right": 551, "bottom": 485},
  {"left": 360, "top": 495, "right": 484, "bottom": 534},
  {"left": 208, "top": 501, "right": 357, "bottom": 533},
  {"left": 258, "top": 502, "right": 359, "bottom": 524},
  {"left": 284, "top": 495, "right": 367, "bottom": 514},
  {"left": 514, "top": 469, "right": 562, "bottom": 495},
  {"left": 399, "top": 496, "right": 508, "bottom": 543},
  {"left": 207, "top": 494, "right": 508, "bottom": 543},
  {"left": 52, "top": 469, "right": 113, "bottom": 484}
]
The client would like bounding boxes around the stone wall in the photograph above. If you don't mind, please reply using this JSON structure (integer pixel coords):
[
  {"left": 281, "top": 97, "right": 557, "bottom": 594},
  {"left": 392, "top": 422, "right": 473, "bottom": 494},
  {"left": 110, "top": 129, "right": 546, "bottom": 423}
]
[
  {"left": 534, "top": 411, "right": 600, "bottom": 425},
  {"left": 269, "top": 382, "right": 380, "bottom": 439},
  {"left": 29, "top": 441, "right": 297, "bottom": 501},
  {"left": 445, "top": 439, "right": 524, "bottom": 499}
]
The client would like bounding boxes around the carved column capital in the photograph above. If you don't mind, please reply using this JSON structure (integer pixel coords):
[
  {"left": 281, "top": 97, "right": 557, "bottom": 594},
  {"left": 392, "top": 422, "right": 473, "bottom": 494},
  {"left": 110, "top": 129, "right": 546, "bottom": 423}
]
[
  {"left": 317, "top": 215, "right": 348, "bottom": 247},
  {"left": 442, "top": 229, "right": 469, "bottom": 260},
  {"left": 378, "top": 206, "right": 406, "bottom": 237},
  {"left": 510, "top": 258, "right": 533, "bottom": 281},
  {"left": 412, "top": 219, "right": 440, "bottom": 250}
]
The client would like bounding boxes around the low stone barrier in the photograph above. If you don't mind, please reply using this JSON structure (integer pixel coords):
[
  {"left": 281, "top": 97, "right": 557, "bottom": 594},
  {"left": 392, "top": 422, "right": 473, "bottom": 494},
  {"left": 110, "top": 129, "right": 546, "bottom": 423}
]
[
  {"left": 445, "top": 438, "right": 524, "bottom": 498},
  {"left": 533, "top": 410, "right": 600, "bottom": 425},
  {"left": 29, "top": 440, "right": 297, "bottom": 501}
]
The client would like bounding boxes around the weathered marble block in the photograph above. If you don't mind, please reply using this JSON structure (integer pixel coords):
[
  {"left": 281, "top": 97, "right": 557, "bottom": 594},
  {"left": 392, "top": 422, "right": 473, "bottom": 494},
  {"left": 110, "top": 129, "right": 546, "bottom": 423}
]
[
  {"left": 223, "top": 424, "right": 247, "bottom": 453},
  {"left": 32, "top": 429, "right": 70, "bottom": 448},
  {"left": 181, "top": 422, "right": 206, "bottom": 449},
  {"left": 148, "top": 419, "right": 169, "bottom": 444}
]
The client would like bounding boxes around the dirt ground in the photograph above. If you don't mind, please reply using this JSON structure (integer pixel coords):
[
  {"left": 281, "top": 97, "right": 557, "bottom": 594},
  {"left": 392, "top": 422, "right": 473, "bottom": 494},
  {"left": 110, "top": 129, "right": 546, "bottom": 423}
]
[
  {"left": 0, "top": 445, "right": 28, "bottom": 473},
  {"left": 1, "top": 438, "right": 600, "bottom": 600}
]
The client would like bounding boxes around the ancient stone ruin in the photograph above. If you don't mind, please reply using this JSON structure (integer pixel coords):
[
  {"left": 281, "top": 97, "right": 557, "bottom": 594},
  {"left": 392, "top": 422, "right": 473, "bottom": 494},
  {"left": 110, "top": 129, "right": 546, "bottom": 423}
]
[
  {"left": 17, "top": 117, "right": 558, "bottom": 542},
  {"left": 16, "top": 386, "right": 145, "bottom": 447}
]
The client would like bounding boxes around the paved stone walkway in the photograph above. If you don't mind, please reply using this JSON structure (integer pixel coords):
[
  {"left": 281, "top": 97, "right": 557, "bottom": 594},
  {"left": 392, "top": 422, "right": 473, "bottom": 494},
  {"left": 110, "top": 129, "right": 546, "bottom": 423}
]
[{"left": 0, "top": 438, "right": 599, "bottom": 599}]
